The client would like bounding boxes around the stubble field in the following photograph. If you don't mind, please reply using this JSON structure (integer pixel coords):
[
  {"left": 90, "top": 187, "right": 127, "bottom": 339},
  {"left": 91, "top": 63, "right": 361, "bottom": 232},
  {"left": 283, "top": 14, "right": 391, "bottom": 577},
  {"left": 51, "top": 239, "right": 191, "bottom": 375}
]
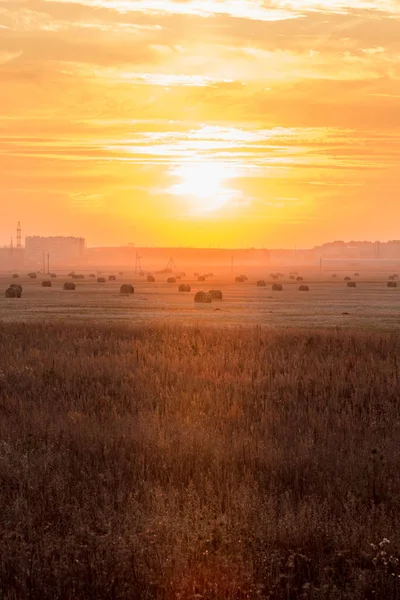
[
  {"left": 1, "top": 271, "right": 400, "bottom": 598},
  {"left": 1, "top": 271, "right": 400, "bottom": 330}
]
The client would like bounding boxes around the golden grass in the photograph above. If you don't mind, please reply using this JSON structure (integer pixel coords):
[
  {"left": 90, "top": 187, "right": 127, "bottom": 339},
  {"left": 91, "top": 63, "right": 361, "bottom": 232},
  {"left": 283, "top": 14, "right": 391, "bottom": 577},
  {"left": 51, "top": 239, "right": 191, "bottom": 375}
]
[{"left": 0, "top": 323, "right": 399, "bottom": 599}]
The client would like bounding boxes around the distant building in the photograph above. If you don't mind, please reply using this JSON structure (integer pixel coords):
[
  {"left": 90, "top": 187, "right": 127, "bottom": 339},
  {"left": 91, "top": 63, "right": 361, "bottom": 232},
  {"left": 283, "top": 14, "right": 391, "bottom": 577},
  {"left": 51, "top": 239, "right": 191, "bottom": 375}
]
[{"left": 25, "top": 236, "right": 86, "bottom": 266}]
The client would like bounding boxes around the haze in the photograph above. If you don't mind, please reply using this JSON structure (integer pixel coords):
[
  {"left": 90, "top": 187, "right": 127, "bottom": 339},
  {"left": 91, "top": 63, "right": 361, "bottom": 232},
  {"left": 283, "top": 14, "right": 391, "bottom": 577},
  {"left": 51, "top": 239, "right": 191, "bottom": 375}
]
[{"left": 1, "top": 0, "right": 400, "bottom": 248}]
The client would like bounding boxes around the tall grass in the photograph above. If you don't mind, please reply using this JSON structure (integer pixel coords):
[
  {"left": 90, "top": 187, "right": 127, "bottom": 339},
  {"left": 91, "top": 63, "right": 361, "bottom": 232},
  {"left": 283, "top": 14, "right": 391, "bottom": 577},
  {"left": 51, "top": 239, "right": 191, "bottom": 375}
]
[{"left": 0, "top": 323, "right": 400, "bottom": 599}]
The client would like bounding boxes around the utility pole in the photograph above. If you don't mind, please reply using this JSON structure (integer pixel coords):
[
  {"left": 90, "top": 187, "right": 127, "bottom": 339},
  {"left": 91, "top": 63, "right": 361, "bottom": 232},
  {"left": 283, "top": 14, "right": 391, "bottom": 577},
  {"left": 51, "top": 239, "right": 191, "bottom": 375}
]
[
  {"left": 47, "top": 253, "right": 50, "bottom": 274},
  {"left": 42, "top": 250, "right": 45, "bottom": 274}
]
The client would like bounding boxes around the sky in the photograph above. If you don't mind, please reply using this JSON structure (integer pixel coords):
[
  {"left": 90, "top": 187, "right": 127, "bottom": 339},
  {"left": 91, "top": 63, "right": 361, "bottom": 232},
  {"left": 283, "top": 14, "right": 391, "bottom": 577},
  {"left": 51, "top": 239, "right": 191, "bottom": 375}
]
[{"left": 0, "top": 0, "right": 400, "bottom": 248}]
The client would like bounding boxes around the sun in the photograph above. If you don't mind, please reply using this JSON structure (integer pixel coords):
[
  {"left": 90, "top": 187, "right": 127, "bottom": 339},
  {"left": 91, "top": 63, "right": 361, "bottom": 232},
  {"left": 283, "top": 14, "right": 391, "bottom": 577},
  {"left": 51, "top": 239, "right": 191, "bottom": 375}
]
[{"left": 168, "top": 162, "right": 238, "bottom": 215}]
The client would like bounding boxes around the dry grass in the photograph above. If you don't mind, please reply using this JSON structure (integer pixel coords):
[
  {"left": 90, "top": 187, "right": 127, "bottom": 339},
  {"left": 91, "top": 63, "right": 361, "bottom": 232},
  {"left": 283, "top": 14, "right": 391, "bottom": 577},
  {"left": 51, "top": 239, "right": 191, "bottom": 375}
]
[{"left": 0, "top": 323, "right": 400, "bottom": 599}]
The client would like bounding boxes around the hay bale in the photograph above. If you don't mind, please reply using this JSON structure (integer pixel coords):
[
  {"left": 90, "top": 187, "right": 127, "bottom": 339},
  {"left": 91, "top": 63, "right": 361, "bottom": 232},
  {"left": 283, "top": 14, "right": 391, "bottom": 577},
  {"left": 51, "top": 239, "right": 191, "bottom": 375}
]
[
  {"left": 120, "top": 284, "right": 134, "bottom": 294},
  {"left": 42, "top": 280, "right": 52, "bottom": 287},
  {"left": 119, "top": 272, "right": 124, "bottom": 276},
  {"left": 108, "top": 275, "right": 116, "bottom": 281},
  {"left": 72, "top": 274, "right": 84, "bottom": 280},
  {"left": 209, "top": 289, "right": 223, "bottom": 300},
  {"left": 167, "top": 277, "right": 176, "bottom": 283},
  {"left": 97, "top": 277, "right": 106, "bottom": 283},
  {"left": 299, "top": 285, "right": 310, "bottom": 292},
  {"left": 387, "top": 281, "right": 397, "bottom": 288},
  {"left": 5, "top": 287, "right": 17, "bottom": 298},
  {"left": 12, "top": 274, "right": 19, "bottom": 279},
  {"left": 296, "top": 276, "right": 304, "bottom": 281},
  {"left": 289, "top": 275, "right": 295, "bottom": 280},
  {"left": 272, "top": 283, "right": 283, "bottom": 291},
  {"left": 68, "top": 272, "right": 75, "bottom": 277},
  {"left": 194, "top": 272, "right": 199, "bottom": 277},
  {"left": 10, "top": 284, "right": 22, "bottom": 296},
  {"left": 50, "top": 273, "right": 57, "bottom": 278},
  {"left": 89, "top": 273, "right": 96, "bottom": 278},
  {"left": 388, "top": 275, "right": 396, "bottom": 281},
  {"left": 28, "top": 272, "right": 37, "bottom": 279},
  {"left": 354, "top": 272, "right": 360, "bottom": 277},
  {"left": 235, "top": 276, "right": 245, "bottom": 283},
  {"left": 63, "top": 282, "right": 76, "bottom": 291},
  {"left": 240, "top": 274, "right": 248, "bottom": 281},
  {"left": 175, "top": 275, "right": 182, "bottom": 280},
  {"left": 347, "top": 281, "right": 356, "bottom": 288},
  {"left": 147, "top": 275, "right": 155, "bottom": 282},
  {"left": 332, "top": 274, "right": 337, "bottom": 278},
  {"left": 270, "top": 274, "right": 279, "bottom": 280},
  {"left": 198, "top": 276, "right": 206, "bottom": 282},
  {"left": 257, "top": 280, "right": 266, "bottom": 287},
  {"left": 194, "top": 291, "right": 212, "bottom": 303},
  {"left": 179, "top": 284, "right": 191, "bottom": 292},
  {"left": 344, "top": 276, "right": 351, "bottom": 281}
]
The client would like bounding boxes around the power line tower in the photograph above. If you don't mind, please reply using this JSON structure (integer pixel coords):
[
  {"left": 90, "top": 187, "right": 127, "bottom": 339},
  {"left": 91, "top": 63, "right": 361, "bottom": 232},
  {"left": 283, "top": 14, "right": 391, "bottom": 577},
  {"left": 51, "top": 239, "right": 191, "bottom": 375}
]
[
  {"left": 16, "top": 222, "right": 22, "bottom": 249},
  {"left": 134, "top": 252, "right": 143, "bottom": 274},
  {"left": 165, "top": 256, "right": 178, "bottom": 273}
]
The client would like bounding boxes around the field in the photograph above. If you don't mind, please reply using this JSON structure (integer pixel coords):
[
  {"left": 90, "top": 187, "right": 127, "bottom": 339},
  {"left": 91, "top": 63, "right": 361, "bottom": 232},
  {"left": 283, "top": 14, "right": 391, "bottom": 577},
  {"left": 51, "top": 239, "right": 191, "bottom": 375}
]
[
  {"left": 1, "top": 322, "right": 400, "bottom": 599},
  {"left": 1, "top": 271, "right": 400, "bottom": 598},
  {"left": 1, "top": 271, "right": 400, "bottom": 330}
]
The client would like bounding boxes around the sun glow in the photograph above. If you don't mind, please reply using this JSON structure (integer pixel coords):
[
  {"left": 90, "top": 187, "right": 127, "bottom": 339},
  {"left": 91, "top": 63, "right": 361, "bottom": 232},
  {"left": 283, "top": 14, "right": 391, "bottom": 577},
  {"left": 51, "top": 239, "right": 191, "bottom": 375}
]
[{"left": 169, "top": 162, "right": 239, "bottom": 215}]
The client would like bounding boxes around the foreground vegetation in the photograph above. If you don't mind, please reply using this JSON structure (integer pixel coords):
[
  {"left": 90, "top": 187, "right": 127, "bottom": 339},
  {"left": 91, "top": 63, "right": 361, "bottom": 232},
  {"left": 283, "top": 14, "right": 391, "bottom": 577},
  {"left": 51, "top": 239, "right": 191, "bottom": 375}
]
[{"left": 0, "top": 323, "right": 400, "bottom": 599}]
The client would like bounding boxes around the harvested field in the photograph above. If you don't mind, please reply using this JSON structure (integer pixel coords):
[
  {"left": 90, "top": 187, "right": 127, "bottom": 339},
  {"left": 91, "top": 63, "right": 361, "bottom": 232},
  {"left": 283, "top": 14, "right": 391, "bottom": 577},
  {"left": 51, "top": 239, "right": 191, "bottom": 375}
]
[{"left": 1, "top": 273, "right": 400, "bottom": 330}]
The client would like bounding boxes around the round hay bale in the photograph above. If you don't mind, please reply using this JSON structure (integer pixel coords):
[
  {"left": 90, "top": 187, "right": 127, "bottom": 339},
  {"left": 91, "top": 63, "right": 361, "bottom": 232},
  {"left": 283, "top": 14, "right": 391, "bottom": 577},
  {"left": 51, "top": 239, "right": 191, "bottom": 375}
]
[
  {"left": 344, "top": 276, "right": 351, "bottom": 281},
  {"left": 240, "top": 274, "right": 248, "bottom": 281},
  {"left": 10, "top": 284, "right": 22, "bottom": 295},
  {"left": 194, "top": 272, "right": 199, "bottom": 277},
  {"left": 63, "top": 282, "right": 76, "bottom": 291},
  {"left": 167, "top": 277, "right": 176, "bottom": 284},
  {"left": 388, "top": 275, "right": 396, "bottom": 281},
  {"left": 289, "top": 275, "right": 295, "bottom": 280},
  {"left": 12, "top": 274, "right": 19, "bottom": 279},
  {"left": 387, "top": 281, "right": 397, "bottom": 288},
  {"left": 108, "top": 275, "right": 116, "bottom": 281},
  {"left": 354, "top": 272, "right": 360, "bottom": 277},
  {"left": 270, "top": 274, "right": 279, "bottom": 280},
  {"left": 235, "top": 276, "right": 245, "bottom": 283},
  {"left": 198, "top": 276, "right": 206, "bottom": 282},
  {"left": 68, "top": 272, "right": 75, "bottom": 277},
  {"left": 296, "top": 276, "right": 304, "bottom": 281},
  {"left": 89, "top": 273, "right": 96, "bottom": 278},
  {"left": 347, "top": 281, "right": 356, "bottom": 288},
  {"left": 5, "top": 287, "right": 17, "bottom": 298},
  {"left": 42, "top": 280, "right": 52, "bottom": 287},
  {"left": 147, "top": 275, "right": 155, "bottom": 282},
  {"left": 28, "top": 272, "right": 37, "bottom": 279},
  {"left": 119, "top": 272, "right": 124, "bottom": 276},
  {"left": 332, "top": 274, "right": 337, "bottom": 278},
  {"left": 299, "top": 285, "right": 310, "bottom": 292},
  {"left": 50, "top": 273, "right": 57, "bottom": 278},
  {"left": 175, "top": 275, "right": 182, "bottom": 280},
  {"left": 194, "top": 291, "right": 212, "bottom": 303},
  {"left": 257, "top": 280, "right": 266, "bottom": 287},
  {"left": 120, "top": 284, "right": 134, "bottom": 294},
  {"left": 179, "top": 284, "right": 191, "bottom": 292},
  {"left": 97, "top": 277, "right": 106, "bottom": 284},
  {"left": 209, "top": 289, "right": 223, "bottom": 300},
  {"left": 272, "top": 283, "right": 283, "bottom": 291},
  {"left": 72, "top": 274, "right": 84, "bottom": 280}
]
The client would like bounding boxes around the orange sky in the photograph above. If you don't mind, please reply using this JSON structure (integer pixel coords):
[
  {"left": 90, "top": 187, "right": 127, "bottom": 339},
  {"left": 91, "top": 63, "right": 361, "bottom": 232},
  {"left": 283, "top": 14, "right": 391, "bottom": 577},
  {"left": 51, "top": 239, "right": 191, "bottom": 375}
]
[{"left": 1, "top": 0, "right": 400, "bottom": 248}]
